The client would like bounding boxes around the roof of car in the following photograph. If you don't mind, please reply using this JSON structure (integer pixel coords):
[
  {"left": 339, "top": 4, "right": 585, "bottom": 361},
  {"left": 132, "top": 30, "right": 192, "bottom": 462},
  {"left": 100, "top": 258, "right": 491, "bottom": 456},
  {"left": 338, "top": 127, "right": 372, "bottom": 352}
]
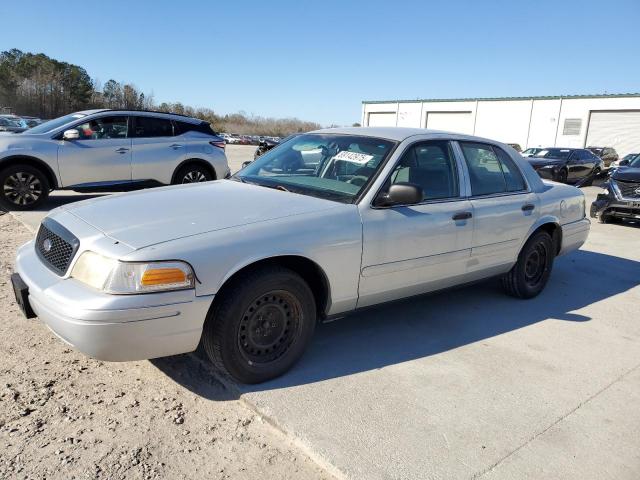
[{"left": 311, "top": 126, "right": 450, "bottom": 141}]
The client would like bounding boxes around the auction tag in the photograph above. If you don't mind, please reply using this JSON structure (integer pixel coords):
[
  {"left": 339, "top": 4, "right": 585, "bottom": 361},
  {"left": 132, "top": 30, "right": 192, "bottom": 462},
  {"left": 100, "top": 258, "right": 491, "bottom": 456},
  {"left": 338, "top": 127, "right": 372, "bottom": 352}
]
[{"left": 333, "top": 150, "right": 374, "bottom": 165}]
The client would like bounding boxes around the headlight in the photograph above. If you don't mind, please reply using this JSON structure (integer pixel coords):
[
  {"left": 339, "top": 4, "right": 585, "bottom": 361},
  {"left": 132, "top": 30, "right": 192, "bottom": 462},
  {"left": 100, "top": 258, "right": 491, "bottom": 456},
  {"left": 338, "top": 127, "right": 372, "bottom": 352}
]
[
  {"left": 71, "top": 251, "right": 195, "bottom": 294},
  {"left": 539, "top": 164, "right": 557, "bottom": 169}
]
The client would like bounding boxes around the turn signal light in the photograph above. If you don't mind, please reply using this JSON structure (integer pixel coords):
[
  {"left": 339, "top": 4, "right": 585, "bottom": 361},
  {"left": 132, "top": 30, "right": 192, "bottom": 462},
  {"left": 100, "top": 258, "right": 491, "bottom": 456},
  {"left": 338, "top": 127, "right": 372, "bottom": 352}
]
[{"left": 141, "top": 268, "right": 188, "bottom": 286}]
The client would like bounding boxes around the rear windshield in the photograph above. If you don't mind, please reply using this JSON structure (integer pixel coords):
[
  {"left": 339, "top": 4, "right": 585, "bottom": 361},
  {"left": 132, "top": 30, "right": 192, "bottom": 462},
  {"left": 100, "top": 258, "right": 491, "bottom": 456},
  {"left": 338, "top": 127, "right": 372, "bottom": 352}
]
[{"left": 534, "top": 149, "right": 572, "bottom": 159}]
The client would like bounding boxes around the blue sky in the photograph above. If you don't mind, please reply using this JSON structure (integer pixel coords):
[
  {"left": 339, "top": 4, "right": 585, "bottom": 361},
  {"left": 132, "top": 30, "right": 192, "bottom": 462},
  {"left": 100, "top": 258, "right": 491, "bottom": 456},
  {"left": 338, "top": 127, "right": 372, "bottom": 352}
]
[{"left": 1, "top": 0, "right": 639, "bottom": 126}]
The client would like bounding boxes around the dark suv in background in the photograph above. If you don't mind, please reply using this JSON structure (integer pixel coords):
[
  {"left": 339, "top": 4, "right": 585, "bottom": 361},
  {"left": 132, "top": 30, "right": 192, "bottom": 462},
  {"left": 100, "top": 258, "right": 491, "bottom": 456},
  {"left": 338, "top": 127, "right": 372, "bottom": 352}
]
[{"left": 588, "top": 147, "right": 618, "bottom": 168}]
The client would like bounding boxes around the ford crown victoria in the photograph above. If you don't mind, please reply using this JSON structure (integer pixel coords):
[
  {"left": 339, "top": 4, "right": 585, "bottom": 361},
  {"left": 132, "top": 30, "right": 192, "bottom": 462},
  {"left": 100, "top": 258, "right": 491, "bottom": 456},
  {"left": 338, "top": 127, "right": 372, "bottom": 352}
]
[{"left": 12, "top": 127, "right": 590, "bottom": 383}]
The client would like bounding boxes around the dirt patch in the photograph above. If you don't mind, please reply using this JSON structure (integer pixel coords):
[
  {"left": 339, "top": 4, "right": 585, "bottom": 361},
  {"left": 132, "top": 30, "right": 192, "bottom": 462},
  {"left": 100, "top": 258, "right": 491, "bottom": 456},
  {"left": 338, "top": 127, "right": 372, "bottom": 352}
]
[{"left": 0, "top": 211, "right": 332, "bottom": 480}]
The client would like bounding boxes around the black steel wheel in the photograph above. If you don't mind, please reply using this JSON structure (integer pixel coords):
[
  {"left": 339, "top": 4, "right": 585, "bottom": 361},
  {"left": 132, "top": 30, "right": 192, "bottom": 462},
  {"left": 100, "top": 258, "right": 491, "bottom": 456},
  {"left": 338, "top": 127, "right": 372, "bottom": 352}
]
[
  {"left": 502, "top": 230, "right": 554, "bottom": 299},
  {"left": 202, "top": 265, "right": 316, "bottom": 384},
  {"left": 237, "top": 290, "right": 302, "bottom": 364},
  {"left": 0, "top": 164, "right": 50, "bottom": 211}
]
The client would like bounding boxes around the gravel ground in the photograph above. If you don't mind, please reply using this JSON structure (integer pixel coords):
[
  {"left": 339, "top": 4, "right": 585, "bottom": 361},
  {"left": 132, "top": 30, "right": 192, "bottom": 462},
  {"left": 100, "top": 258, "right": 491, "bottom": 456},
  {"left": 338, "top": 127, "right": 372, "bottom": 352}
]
[{"left": 0, "top": 210, "right": 332, "bottom": 480}]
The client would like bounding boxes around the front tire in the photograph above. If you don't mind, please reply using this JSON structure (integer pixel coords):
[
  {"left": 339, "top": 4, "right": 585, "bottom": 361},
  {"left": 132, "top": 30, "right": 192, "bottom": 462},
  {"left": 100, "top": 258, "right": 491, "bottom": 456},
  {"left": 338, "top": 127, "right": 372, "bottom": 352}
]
[
  {"left": 0, "top": 164, "right": 50, "bottom": 211},
  {"left": 502, "top": 231, "right": 554, "bottom": 299},
  {"left": 202, "top": 266, "right": 316, "bottom": 384}
]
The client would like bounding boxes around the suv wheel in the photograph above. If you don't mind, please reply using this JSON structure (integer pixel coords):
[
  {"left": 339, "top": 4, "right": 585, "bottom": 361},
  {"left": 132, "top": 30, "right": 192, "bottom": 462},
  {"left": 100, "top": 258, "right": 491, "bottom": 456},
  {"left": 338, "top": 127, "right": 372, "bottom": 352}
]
[
  {"left": 202, "top": 266, "right": 316, "bottom": 384},
  {"left": 502, "top": 231, "right": 554, "bottom": 299},
  {"left": 174, "top": 164, "right": 212, "bottom": 184},
  {"left": 0, "top": 165, "right": 50, "bottom": 211}
]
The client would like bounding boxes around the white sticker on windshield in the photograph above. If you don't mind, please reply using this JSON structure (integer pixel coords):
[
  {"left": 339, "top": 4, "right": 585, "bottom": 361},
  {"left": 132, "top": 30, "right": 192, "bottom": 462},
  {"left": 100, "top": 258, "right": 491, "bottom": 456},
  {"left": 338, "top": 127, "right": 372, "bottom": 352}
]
[{"left": 333, "top": 150, "right": 374, "bottom": 165}]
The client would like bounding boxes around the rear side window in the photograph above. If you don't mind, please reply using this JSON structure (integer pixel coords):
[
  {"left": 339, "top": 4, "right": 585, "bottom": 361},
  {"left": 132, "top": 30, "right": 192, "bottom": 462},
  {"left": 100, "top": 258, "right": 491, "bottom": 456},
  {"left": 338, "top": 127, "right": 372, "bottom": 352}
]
[
  {"left": 494, "top": 147, "right": 526, "bottom": 191},
  {"left": 460, "top": 142, "right": 527, "bottom": 196},
  {"left": 133, "top": 116, "right": 174, "bottom": 137},
  {"left": 175, "top": 121, "right": 216, "bottom": 136}
]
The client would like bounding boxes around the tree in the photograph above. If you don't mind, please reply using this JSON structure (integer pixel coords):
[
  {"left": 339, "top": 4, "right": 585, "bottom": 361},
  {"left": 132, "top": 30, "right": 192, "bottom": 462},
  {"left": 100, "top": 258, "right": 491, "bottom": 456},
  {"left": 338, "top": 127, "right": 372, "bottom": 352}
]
[{"left": 0, "top": 49, "right": 322, "bottom": 135}]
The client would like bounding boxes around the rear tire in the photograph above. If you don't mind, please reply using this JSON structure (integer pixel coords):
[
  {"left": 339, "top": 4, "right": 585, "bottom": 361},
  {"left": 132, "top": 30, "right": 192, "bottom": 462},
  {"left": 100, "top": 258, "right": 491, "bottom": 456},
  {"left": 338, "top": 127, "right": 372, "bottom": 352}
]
[
  {"left": 502, "top": 231, "right": 554, "bottom": 299},
  {"left": 202, "top": 266, "right": 316, "bottom": 384},
  {"left": 174, "top": 163, "right": 213, "bottom": 184},
  {"left": 0, "top": 164, "right": 50, "bottom": 211}
]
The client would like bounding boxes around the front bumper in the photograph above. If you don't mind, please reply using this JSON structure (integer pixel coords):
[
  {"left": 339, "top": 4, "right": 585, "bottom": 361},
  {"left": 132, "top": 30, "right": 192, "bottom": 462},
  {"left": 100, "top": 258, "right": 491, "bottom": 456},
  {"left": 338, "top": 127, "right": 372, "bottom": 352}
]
[
  {"left": 15, "top": 241, "right": 213, "bottom": 362},
  {"left": 533, "top": 167, "right": 559, "bottom": 181},
  {"left": 590, "top": 194, "right": 640, "bottom": 221}
]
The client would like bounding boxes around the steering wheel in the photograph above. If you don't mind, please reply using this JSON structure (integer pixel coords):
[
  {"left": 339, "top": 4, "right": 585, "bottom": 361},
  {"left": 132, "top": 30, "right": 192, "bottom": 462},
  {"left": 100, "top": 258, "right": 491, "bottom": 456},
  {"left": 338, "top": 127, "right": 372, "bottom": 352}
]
[{"left": 347, "top": 175, "right": 369, "bottom": 186}]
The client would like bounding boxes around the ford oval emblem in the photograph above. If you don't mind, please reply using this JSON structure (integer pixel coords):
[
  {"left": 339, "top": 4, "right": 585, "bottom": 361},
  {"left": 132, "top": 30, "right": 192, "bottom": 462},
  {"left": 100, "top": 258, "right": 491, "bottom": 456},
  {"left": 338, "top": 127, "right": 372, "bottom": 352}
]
[
  {"left": 635, "top": 187, "right": 640, "bottom": 195},
  {"left": 42, "top": 238, "right": 53, "bottom": 252}
]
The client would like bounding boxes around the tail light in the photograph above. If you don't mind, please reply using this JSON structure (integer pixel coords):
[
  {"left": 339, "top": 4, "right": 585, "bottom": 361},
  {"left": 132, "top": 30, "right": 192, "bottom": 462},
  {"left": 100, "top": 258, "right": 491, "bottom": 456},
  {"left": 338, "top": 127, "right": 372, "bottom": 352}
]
[{"left": 210, "top": 140, "right": 225, "bottom": 150}]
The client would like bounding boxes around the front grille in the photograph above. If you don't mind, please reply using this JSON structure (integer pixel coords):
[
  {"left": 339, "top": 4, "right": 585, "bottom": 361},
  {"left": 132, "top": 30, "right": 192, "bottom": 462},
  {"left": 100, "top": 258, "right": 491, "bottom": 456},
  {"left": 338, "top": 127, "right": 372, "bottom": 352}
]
[
  {"left": 35, "top": 219, "right": 80, "bottom": 275},
  {"left": 614, "top": 179, "right": 640, "bottom": 199}
]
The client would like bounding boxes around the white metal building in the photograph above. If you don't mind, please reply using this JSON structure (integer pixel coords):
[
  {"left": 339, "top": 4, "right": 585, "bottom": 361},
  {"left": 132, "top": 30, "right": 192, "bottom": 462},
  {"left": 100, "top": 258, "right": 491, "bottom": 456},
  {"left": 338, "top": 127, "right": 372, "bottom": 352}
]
[{"left": 361, "top": 94, "right": 640, "bottom": 156}]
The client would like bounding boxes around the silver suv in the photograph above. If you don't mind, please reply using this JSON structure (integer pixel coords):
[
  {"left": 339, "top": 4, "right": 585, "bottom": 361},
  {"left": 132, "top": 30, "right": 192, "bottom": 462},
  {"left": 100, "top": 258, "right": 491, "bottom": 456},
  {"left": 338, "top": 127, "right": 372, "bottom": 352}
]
[{"left": 0, "top": 109, "right": 230, "bottom": 210}]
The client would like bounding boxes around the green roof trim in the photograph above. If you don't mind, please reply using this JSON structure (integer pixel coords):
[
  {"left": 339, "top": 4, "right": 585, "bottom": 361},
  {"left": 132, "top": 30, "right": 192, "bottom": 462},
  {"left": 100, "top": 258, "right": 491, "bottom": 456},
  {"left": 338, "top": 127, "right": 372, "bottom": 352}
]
[{"left": 362, "top": 93, "right": 640, "bottom": 104}]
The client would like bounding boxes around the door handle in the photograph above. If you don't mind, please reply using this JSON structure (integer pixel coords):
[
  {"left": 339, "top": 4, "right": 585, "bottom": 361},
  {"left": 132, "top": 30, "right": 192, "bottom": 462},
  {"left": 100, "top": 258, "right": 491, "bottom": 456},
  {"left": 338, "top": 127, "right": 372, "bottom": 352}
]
[
  {"left": 170, "top": 144, "right": 183, "bottom": 149},
  {"left": 521, "top": 204, "right": 535, "bottom": 212},
  {"left": 452, "top": 211, "right": 472, "bottom": 221},
  {"left": 115, "top": 147, "right": 129, "bottom": 154}
]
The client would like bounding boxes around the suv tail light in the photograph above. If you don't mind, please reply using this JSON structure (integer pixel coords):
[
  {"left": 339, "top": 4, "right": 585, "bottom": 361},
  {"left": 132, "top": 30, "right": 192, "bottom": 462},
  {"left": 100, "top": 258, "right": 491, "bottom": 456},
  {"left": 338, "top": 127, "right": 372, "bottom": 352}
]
[{"left": 210, "top": 140, "right": 225, "bottom": 150}]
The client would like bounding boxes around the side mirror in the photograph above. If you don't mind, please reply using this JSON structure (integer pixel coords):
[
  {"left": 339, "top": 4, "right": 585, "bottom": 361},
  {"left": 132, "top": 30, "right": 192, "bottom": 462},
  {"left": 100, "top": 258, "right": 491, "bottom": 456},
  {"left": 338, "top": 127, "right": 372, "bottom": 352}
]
[
  {"left": 375, "top": 182, "right": 423, "bottom": 207},
  {"left": 619, "top": 159, "right": 630, "bottom": 166},
  {"left": 62, "top": 129, "right": 79, "bottom": 140}
]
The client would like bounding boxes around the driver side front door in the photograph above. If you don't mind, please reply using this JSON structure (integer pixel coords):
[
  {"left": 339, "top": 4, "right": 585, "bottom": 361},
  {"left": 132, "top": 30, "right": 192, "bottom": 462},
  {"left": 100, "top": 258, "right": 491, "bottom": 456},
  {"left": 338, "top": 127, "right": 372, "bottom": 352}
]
[
  {"left": 358, "top": 140, "right": 473, "bottom": 307},
  {"left": 57, "top": 115, "right": 132, "bottom": 187}
]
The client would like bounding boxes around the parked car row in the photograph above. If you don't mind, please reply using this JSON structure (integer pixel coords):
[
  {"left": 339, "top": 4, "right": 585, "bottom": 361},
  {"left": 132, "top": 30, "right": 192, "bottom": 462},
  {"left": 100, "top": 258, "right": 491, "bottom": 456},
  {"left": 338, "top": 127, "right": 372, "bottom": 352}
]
[
  {"left": 0, "top": 114, "right": 43, "bottom": 133},
  {"left": 9, "top": 124, "right": 590, "bottom": 383},
  {"left": 0, "top": 109, "right": 230, "bottom": 210}
]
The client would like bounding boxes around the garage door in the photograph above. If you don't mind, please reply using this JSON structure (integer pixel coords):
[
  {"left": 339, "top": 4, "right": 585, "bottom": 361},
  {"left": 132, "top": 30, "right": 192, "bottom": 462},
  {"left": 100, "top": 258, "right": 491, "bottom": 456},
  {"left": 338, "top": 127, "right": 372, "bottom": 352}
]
[
  {"left": 367, "top": 112, "right": 396, "bottom": 127},
  {"left": 586, "top": 111, "right": 640, "bottom": 157},
  {"left": 426, "top": 111, "right": 474, "bottom": 134}
]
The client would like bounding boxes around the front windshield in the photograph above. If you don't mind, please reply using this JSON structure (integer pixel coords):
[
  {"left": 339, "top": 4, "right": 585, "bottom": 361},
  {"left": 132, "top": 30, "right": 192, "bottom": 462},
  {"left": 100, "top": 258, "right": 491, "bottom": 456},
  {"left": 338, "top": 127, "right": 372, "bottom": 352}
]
[
  {"left": 534, "top": 148, "right": 572, "bottom": 159},
  {"left": 629, "top": 154, "right": 640, "bottom": 168},
  {"left": 27, "top": 112, "right": 87, "bottom": 134},
  {"left": 236, "top": 134, "right": 396, "bottom": 203}
]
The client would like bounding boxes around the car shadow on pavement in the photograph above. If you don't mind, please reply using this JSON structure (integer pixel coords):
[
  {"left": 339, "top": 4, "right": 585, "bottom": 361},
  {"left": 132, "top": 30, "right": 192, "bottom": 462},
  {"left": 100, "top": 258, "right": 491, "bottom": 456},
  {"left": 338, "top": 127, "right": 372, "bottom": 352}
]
[{"left": 152, "top": 249, "right": 640, "bottom": 398}]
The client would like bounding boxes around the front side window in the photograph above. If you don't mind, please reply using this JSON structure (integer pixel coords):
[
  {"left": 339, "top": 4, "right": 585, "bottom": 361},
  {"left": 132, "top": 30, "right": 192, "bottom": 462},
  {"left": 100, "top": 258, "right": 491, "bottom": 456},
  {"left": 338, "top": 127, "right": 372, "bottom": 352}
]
[
  {"left": 460, "top": 142, "right": 526, "bottom": 196},
  {"left": 237, "top": 134, "right": 396, "bottom": 203},
  {"left": 74, "top": 116, "right": 128, "bottom": 140},
  {"left": 133, "top": 116, "right": 174, "bottom": 137},
  {"left": 389, "top": 141, "right": 459, "bottom": 201}
]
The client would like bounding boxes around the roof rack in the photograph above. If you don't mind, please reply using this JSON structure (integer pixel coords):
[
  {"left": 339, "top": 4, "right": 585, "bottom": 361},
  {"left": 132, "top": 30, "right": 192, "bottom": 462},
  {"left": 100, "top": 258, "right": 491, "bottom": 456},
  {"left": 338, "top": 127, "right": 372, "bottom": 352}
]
[{"left": 102, "top": 109, "right": 202, "bottom": 120}]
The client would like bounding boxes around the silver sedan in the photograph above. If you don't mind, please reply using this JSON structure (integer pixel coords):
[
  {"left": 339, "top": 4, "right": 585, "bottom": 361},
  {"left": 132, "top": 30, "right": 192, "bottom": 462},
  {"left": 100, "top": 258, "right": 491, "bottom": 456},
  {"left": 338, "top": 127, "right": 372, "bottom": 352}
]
[{"left": 12, "top": 127, "right": 590, "bottom": 383}]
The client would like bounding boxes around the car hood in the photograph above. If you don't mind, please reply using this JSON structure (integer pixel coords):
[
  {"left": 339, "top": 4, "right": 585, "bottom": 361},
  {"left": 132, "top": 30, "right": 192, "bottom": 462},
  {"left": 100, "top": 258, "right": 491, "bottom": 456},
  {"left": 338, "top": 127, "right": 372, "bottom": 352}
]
[
  {"left": 57, "top": 180, "right": 342, "bottom": 249},
  {"left": 527, "top": 158, "right": 565, "bottom": 167},
  {"left": 611, "top": 167, "right": 640, "bottom": 182}
]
